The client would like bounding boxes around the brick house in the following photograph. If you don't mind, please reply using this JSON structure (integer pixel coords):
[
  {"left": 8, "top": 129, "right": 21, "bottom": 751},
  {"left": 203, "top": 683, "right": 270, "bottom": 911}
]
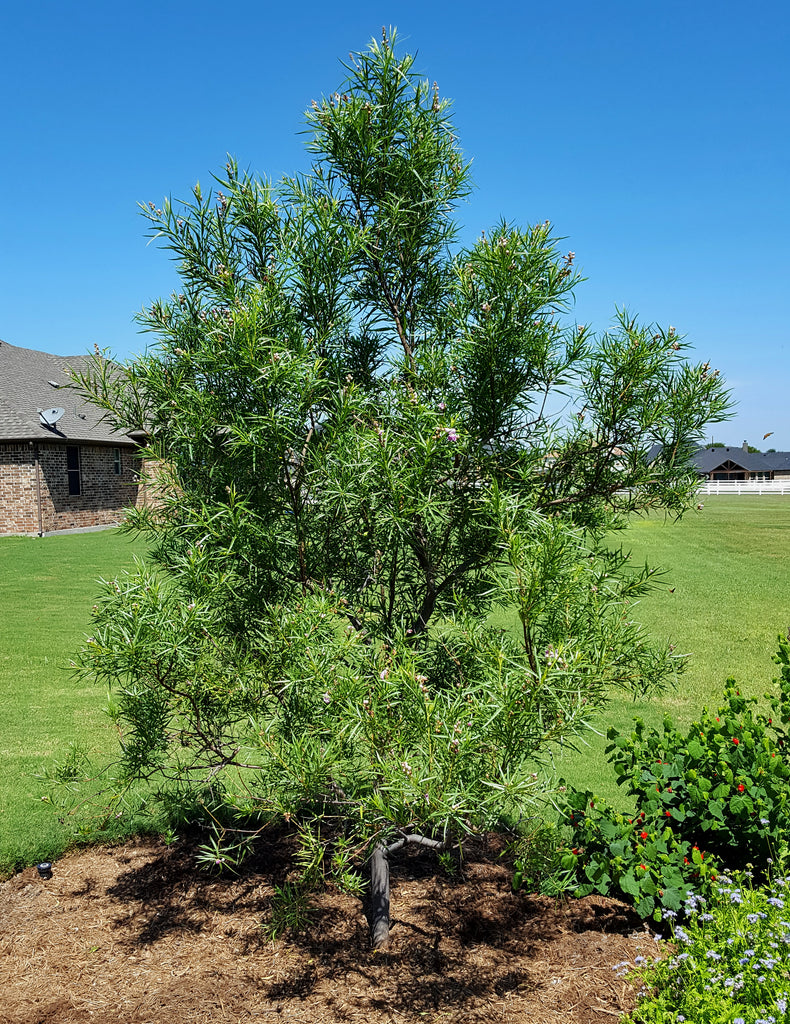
[{"left": 0, "top": 339, "right": 147, "bottom": 536}]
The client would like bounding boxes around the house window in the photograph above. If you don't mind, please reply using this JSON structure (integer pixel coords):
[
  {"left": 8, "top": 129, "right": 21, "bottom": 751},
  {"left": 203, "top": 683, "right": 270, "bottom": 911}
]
[
  {"left": 66, "top": 446, "right": 81, "bottom": 495},
  {"left": 113, "top": 448, "right": 122, "bottom": 475}
]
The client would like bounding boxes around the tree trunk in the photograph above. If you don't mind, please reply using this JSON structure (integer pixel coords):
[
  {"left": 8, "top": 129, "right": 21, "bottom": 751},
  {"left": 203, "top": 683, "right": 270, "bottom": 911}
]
[
  {"left": 367, "top": 833, "right": 447, "bottom": 948},
  {"left": 369, "top": 842, "right": 391, "bottom": 949}
]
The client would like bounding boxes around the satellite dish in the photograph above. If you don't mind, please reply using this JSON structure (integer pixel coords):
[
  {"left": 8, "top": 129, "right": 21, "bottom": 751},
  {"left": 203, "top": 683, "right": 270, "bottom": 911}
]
[{"left": 38, "top": 407, "right": 66, "bottom": 428}]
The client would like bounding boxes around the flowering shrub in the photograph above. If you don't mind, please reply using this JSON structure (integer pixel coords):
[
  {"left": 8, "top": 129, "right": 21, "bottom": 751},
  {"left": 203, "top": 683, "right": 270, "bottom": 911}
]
[
  {"left": 626, "top": 872, "right": 790, "bottom": 1024},
  {"left": 562, "top": 643, "right": 790, "bottom": 918},
  {"left": 563, "top": 790, "right": 720, "bottom": 919}
]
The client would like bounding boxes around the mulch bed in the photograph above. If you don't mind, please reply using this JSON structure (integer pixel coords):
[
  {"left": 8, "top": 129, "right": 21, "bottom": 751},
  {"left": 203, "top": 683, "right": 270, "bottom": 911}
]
[{"left": 0, "top": 833, "right": 659, "bottom": 1024}]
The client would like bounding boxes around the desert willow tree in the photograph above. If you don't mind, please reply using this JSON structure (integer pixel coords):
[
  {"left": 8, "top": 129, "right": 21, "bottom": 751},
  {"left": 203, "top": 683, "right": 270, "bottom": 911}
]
[{"left": 73, "top": 32, "right": 730, "bottom": 946}]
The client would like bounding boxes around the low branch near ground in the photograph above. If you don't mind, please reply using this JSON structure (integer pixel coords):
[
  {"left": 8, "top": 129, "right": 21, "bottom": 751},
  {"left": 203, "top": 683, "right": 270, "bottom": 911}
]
[{"left": 368, "top": 833, "right": 447, "bottom": 949}]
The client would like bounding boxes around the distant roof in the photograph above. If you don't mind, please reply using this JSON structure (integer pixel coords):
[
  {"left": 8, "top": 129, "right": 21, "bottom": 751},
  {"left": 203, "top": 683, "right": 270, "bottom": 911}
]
[
  {"left": 691, "top": 446, "right": 790, "bottom": 473},
  {"left": 0, "top": 339, "right": 136, "bottom": 446}
]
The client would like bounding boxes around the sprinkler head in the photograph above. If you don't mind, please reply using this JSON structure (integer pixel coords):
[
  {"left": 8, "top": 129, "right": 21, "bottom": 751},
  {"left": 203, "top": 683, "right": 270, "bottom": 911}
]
[{"left": 36, "top": 862, "right": 53, "bottom": 880}]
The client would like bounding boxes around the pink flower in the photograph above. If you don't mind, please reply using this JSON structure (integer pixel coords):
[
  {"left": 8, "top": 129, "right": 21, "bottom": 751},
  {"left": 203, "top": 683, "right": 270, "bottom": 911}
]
[{"left": 446, "top": 429, "right": 458, "bottom": 443}]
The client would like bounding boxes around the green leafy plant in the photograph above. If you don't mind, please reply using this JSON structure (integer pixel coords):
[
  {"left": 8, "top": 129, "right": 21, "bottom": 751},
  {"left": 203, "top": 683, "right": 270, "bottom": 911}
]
[
  {"left": 160, "top": 826, "right": 180, "bottom": 847},
  {"left": 72, "top": 30, "right": 730, "bottom": 947},
  {"left": 564, "top": 642, "right": 790, "bottom": 918},
  {"left": 510, "top": 820, "right": 577, "bottom": 896},
  {"left": 37, "top": 742, "right": 93, "bottom": 791},
  {"left": 262, "top": 882, "right": 315, "bottom": 941},
  {"left": 194, "top": 823, "right": 252, "bottom": 875}
]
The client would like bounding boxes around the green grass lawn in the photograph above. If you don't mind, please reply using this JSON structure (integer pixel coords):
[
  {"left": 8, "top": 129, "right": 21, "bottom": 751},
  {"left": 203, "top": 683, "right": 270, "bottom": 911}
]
[
  {"left": 1, "top": 498, "right": 788, "bottom": 874},
  {"left": 0, "top": 529, "right": 146, "bottom": 874},
  {"left": 552, "top": 496, "right": 790, "bottom": 803}
]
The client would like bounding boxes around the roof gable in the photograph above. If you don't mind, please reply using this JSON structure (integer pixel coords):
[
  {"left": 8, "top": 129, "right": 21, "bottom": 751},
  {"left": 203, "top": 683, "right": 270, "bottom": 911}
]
[{"left": 691, "top": 446, "right": 790, "bottom": 473}]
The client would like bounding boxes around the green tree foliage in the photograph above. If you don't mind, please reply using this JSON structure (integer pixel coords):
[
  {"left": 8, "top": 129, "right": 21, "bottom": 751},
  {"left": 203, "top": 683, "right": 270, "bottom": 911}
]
[{"left": 73, "top": 31, "right": 731, "bottom": 945}]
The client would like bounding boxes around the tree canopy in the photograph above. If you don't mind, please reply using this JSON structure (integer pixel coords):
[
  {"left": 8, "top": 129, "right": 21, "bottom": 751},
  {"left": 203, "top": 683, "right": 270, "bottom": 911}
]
[{"left": 73, "top": 31, "right": 731, "bottom": 946}]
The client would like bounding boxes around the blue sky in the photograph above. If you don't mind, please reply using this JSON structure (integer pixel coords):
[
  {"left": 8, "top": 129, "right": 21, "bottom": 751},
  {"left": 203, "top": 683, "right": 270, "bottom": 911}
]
[{"left": 2, "top": 0, "right": 788, "bottom": 447}]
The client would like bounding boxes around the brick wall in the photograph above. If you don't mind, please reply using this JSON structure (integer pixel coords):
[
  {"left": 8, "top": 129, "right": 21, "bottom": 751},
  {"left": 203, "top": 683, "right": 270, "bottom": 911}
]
[
  {"left": 0, "top": 442, "right": 144, "bottom": 535},
  {"left": 0, "top": 444, "right": 39, "bottom": 534}
]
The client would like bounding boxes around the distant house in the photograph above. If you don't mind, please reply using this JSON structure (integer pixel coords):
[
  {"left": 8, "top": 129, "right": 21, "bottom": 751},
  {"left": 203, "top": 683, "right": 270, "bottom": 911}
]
[
  {"left": 0, "top": 339, "right": 147, "bottom": 536},
  {"left": 691, "top": 442, "right": 790, "bottom": 482}
]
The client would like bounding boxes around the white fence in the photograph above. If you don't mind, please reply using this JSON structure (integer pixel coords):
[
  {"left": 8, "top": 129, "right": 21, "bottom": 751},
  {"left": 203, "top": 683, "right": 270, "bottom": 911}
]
[{"left": 697, "top": 479, "right": 790, "bottom": 495}]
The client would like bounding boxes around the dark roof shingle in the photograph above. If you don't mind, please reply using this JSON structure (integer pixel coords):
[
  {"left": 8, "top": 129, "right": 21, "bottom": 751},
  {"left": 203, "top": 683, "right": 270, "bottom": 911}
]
[
  {"left": 690, "top": 446, "right": 790, "bottom": 473},
  {"left": 0, "top": 339, "right": 136, "bottom": 446}
]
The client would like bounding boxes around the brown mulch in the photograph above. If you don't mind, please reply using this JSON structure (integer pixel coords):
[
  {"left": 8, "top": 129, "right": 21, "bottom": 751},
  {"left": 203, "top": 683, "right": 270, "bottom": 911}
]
[{"left": 0, "top": 833, "right": 660, "bottom": 1024}]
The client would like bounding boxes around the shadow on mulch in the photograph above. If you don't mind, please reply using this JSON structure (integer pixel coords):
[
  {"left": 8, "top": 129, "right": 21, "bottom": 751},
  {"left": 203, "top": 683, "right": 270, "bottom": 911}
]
[{"left": 0, "top": 832, "right": 656, "bottom": 1024}]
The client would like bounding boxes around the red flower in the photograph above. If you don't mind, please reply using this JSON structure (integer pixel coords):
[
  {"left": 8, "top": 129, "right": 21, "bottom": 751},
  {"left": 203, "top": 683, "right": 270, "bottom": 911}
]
[
  {"left": 737, "top": 783, "right": 745, "bottom": 792},
  {"left": 665, "top": 810, "right": 671, "bottom": 817},
  {"left": 640, "top": 831, "right": 648, "bottom": 839},
  {"left": 639, "top": 864, "right": 647, "bottom": 871},
  {"left": 732, "top": 737, "right": 740, "bottom": 745}
]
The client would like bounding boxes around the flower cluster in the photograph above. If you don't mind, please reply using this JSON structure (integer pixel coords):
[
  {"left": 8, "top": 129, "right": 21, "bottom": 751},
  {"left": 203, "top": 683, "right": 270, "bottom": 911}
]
[{"left": 626, "top": 873, "right": 790, "bottom": 1024}]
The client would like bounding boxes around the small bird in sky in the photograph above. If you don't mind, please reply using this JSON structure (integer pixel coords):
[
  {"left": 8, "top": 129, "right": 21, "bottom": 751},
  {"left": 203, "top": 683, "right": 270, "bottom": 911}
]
[{"left": 764, "top": 432, "right": 774, "bottom": 440}]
